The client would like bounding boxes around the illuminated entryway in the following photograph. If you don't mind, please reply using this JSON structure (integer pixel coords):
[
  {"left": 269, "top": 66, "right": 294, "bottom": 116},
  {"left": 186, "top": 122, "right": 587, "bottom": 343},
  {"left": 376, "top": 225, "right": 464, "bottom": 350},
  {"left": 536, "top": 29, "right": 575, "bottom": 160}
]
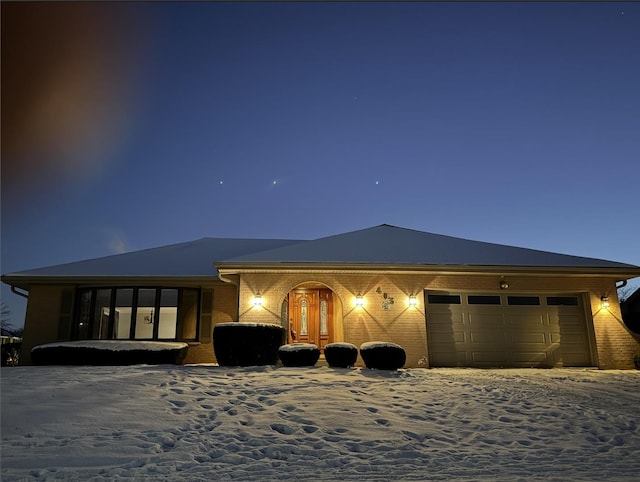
[{"left": 282, "top": 283, "right": 342, "bottom": 352}]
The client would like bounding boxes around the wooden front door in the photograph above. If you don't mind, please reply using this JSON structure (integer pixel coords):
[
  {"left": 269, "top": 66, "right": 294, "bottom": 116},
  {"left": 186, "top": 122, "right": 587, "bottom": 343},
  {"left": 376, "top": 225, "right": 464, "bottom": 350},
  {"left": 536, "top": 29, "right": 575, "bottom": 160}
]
[{"left": 289, "top": 288, "right": 333, "bottom": 351}]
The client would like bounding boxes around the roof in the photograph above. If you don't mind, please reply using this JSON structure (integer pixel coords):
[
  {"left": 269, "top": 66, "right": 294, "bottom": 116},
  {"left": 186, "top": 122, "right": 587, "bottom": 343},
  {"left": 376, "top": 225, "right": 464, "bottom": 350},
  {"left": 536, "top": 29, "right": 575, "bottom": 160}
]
[
  {"left": 1, "top": 237, "right": 302, "bottom": 286},
  {"left": 219, "top": 225, "right": 639, "bottom": 271},
  {"left": 3, "top": 225, "right": 639, "bottom": 289}
]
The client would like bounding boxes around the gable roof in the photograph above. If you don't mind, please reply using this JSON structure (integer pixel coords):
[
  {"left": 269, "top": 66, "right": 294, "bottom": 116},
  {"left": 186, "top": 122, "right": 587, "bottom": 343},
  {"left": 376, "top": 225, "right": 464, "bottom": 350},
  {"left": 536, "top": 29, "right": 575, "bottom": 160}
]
[
  {"left": 3, "top": 225, "right": 639, "bottom": 290},
  {"left": 218, "top": 224, "right": 639, "bottom": 271}
]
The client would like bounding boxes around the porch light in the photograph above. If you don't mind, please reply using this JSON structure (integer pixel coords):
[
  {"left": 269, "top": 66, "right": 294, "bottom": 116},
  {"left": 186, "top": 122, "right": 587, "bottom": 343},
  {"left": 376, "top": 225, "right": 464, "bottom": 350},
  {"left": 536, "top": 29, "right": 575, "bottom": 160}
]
[
  {"left": 408, "top": 293, "right": 418, "bottom": 307},
  {"left": 601, "top": 296, "right": 610, "bottom": 310},
  {"left": 355, "top": 294, "right": 365, "bottom": 308},
  {"left": 252, "top": 294, "right": 264, "bottom": 307},
  {"left": 500, "top": 280, "right": 509, "bottom": 290}
]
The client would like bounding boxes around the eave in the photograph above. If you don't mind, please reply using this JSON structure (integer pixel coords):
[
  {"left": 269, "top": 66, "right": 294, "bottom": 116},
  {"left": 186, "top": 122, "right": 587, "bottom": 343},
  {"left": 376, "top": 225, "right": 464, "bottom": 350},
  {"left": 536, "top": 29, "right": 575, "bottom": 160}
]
[
  {"left": 216, "top": 262, "right": 640, "bottom": 278},
  {"left": 0, "top": 274, "right": 223, "bottom": 291}
]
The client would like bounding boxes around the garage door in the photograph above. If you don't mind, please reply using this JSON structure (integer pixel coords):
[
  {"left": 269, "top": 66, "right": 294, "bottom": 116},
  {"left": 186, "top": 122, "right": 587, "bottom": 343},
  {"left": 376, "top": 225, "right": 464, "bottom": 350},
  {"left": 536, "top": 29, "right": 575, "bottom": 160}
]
[{"left": 425, "top": 292, "right": 593, "bottom": 368}]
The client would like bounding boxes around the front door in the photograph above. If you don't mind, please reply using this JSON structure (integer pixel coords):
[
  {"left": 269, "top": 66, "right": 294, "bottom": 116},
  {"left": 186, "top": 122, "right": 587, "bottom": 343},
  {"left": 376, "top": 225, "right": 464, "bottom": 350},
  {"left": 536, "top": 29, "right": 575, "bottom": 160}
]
[{"left": 289, "top": 288, "right": 333, "bottom": 351}]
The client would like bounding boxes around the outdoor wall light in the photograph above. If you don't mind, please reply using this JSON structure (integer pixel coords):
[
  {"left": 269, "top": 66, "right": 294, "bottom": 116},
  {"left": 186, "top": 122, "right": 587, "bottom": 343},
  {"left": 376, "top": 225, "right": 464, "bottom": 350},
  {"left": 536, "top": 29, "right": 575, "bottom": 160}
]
[
  {"left": 251, "top": 294, "right": 264, "bottom": 307},
  {"left": 500, "top": 280, "right": 509, "bottom": 290},
  {"left": 408, "top": 294, "right": 418, "bottom": 307},
  {"left": 601, "top": 296, "right": 610, "bottom": 310},
  {"left": 355, "top": 294, "right": 365, "bottom": 308}
]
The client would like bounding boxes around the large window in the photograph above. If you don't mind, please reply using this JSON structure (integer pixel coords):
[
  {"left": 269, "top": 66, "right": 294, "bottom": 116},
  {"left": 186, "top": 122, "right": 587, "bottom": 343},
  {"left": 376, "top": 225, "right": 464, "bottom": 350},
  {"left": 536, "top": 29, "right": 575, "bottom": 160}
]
[{"left": 73, "top": 287, "right": 200, "bottom": 341}]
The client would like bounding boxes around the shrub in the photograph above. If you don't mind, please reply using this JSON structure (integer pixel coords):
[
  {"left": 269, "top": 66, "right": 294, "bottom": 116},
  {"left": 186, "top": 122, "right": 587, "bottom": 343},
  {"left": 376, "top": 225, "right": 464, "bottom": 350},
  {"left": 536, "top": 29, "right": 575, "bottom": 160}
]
[
  {"left": 213, "top": 322, "right": 285, "bottom": 366},
  {"left": 31, "top": 341, "right": 188, "bottom": 366},
  {"left": 324, "top": 342, "right": 358, "bottom": 368},
  {"left": 278, "top": 343, "right": 320, "bottom": 367},
  {"left": 360, "top": 341, "right": 406, "bottom": 370}
]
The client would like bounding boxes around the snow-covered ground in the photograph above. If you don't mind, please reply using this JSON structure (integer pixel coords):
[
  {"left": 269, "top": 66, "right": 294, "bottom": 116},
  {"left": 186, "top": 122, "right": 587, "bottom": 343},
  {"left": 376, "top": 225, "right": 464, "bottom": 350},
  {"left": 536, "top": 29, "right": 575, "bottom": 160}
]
[{"left": 2, "top": 366, "right": 639, "bottom": 481}]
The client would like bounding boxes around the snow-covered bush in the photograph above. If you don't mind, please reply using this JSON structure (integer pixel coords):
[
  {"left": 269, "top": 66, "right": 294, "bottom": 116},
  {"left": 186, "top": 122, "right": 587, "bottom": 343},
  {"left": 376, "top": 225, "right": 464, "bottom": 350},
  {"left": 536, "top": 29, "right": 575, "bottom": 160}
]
[
  {"left": 360, "top": 341, "right": 406, "bottom": 370},
  {"left": 324, "top": 342, "right": 358, "bottom": 368},
  {"left": 31, "top": 341, "right": 188, "bottom": 366},
  {"left": 213, "top": 322, "right": 285, "bottom": 366},
  {"left": 278, "top": 343, "right": 320, "bottom": 367}
]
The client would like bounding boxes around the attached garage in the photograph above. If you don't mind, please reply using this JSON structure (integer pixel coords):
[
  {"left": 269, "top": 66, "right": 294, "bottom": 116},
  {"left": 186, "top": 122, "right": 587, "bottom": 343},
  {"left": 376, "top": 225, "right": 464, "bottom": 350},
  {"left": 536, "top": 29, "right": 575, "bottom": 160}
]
[{"left": 425, "top": 291, "right": 595, "bottom": 368}]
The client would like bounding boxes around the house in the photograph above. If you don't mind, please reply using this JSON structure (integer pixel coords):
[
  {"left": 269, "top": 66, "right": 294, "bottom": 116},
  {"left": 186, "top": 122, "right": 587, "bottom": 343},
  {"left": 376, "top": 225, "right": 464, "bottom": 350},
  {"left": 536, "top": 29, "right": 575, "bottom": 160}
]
[{"left": 3, "top": 224, "right": 640, "bottom": 368}]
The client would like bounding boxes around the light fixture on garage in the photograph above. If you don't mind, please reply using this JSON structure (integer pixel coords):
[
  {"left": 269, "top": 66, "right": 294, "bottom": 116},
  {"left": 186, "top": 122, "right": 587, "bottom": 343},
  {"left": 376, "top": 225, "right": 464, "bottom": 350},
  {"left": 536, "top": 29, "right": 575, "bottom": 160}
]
[
  {"left": 355, "top": 294, "right": 365, "bottom": 308},
  {"left": 408, "top": 293, "right": 418, "bottom": 307},
  {"left": 601, "top": 296, "right": 610, "bottom": 310},
  {"left": 500, "top": 279, "right": 509, "bottom": 289},
  {"left": 251, "top": 294, "right": 264, "bottom": 307}
]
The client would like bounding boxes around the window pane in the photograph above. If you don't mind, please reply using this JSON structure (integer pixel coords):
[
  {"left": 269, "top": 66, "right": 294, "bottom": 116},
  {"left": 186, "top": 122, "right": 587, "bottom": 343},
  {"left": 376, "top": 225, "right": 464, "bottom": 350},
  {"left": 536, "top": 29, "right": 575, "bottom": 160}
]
[
  {"left": 76, "top": 290, "right": 92, "bottom": 339},
  {"left": 93, "top": 289, "right": 112, "bottom": 339},
  {"left": 427, "top": 294, "right": 461, "bottom": 304},
  {"left": 114, "top": 289, "right": 133, "bottom": 339},
  {"left": 468, "top": 295, "right": 502, "bottom": 305},
  {"left": 177, "top": 289, "right": 199, "bottom": 340},
  {"left": 135, "top": 289, "right": 156, "bottom": 339},
  {"left": 507, "top": 296, "right": 540, "bottom": 306},
  {"left": 320, "top": 300, "right": 328, "bottom": 336},
  {"left": 158, "top": 289, "right": 178, "bottom": 339},
  {"left": 300, "top": 299, "right": 308, "bottom": 335},
  {"left": 547, "top": 296, "right": 579, "bottom": 306}
]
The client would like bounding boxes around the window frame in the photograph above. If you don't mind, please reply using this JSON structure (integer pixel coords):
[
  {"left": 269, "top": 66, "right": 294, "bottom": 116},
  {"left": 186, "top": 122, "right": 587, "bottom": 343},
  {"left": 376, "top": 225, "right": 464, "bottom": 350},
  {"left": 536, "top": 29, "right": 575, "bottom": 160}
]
[
  {"left": 427, "top": 294, "right": 462, "bottom": 305},
  {"left": 72, "top": 287, "right": 201, "bottom": 342}
]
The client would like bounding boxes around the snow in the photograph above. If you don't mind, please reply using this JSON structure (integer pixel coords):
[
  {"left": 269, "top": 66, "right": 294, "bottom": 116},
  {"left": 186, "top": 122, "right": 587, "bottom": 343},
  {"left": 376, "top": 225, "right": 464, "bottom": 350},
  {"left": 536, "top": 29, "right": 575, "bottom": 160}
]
[
  {"left": 279, "top": 343, "right": 318, "bottom": 352},
  {"left": 2, "top": 366, "right": 640, "bottom": 480},
  {"left": 222, "top": 225, "right": 640, "bottom": 269},
  {"left": 32, "top": 340, "right": 189, "bottom": 352},
  {"left": 360, "top": 341, "right": 403, "bottom": 350},
  {"left": 5, "top": 237, "right": 303, "bottom": 279},
  {"left": 216, "top": 322, "right": 283, "bottom": 329},
  {"left": 326, "top": 342, "right": 357, "bottom": 349}
]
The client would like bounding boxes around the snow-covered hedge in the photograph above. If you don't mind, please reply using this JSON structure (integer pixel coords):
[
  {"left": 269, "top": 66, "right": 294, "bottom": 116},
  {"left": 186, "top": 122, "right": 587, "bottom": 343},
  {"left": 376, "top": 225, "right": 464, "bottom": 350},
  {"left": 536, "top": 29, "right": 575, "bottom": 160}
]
[
  {"left": 278, "top": 343, "right": 320, "bottom": 367},
  {"left": 213, "top": 322, "right": 285, "bottom": 366},
  {"left": 324, "top": 342, "right": 358, "bottom": 368},
  {"left": 360, "top": 341, "right": 406, "bottom": 370},
  {"left": 31, "top": 341, "right": 189, "bottom": 366}
]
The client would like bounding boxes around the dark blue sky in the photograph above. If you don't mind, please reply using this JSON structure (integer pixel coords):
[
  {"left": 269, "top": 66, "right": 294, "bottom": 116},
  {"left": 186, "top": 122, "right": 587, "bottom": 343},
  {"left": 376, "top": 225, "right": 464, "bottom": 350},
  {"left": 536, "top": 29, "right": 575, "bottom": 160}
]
[{"left": 2, "top": 2, "right": 639, "bottom": 327}]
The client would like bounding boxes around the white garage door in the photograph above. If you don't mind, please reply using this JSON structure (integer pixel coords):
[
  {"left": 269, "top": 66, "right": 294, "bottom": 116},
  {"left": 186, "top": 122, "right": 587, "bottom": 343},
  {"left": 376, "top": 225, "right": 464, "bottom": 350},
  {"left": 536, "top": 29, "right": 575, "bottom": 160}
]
[{"left": 426, "top": 292, "right": 593, "bottom": 368}]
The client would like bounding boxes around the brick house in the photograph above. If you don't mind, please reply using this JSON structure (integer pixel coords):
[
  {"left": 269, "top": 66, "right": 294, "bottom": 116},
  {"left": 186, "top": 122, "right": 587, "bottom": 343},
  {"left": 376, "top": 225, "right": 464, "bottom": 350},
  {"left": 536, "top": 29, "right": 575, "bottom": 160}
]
[{"left": 3, "top": 225, "right": 639, "bottom": 368}]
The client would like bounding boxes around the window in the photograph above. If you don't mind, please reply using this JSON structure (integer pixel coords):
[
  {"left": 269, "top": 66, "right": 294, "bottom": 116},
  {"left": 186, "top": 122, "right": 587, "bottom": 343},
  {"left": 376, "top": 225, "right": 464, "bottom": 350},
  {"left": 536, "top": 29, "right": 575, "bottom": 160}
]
[
  {"left": 158, "top": 289, "right": 178, "bottom": 339},
  {"left": 320, "top": 299, "right": 328, "bottom": 336},
  {"left": 135, "top": 289, "right": 156, "bottom": 339},
  {"left": 468, "top": 295, "right": 502, "bottom": 305},
  {"left": 93, "top": 289, "right": 112, "bottom": 339},
  {"left": 300, "top": 298, "right": 308, "bottom": 336},
  {"left": 507, "top": 296, "right": 540, "bottom": 306},
  {"left": 114, "top": 289, "right": 133, "bottom": 339},
  {"left": 76, "top": 290, "right": 92, "bottom": 340},
  {"left": 427, "top": 294, "right": 461, "bottom": 304},
  {"left": 73, "top": 287, "right": 200, "bottom": 341},
  {"left": 547, "top": 296, "right": 579, "bottom": 306}
]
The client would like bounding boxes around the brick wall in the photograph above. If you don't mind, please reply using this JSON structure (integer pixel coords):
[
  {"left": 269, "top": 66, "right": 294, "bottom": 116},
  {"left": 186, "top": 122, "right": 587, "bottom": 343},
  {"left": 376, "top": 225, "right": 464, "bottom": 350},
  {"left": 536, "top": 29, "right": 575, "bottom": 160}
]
[
  {"left": 235, "top": 271, "right": 640, "bottom": 369},
  {"left": 18, "top": 274, "right": 640, "bottom": 368},
  {"left": 182, "top": 342, "right": 215, "bottom": 365},
  {"left": 19, "top": 285, "right": 74, "bottom": 365},
  {"left": 185, "top": 283, "right": 238, "bottom": 364}
]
